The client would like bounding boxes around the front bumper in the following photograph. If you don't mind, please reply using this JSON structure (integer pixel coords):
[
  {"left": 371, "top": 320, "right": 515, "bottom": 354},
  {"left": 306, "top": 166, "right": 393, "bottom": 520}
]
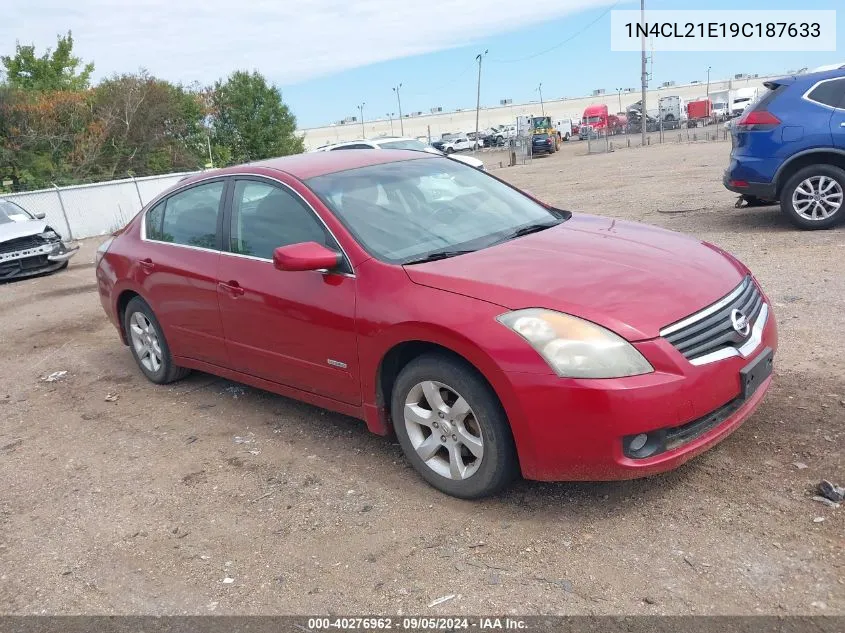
[
  {"left": 0, "top": 240, "right": 78, "bottom": 280},
  {"left": 506, "top": 306, "right": 778, "bottom": 481}
]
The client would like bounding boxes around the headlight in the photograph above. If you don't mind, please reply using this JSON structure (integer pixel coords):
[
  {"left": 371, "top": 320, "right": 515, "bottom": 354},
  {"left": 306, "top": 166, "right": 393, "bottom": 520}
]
[
  {"left": 497, "top": 309, "right": 653, "bottom": 378},
  {"left": 41, "top": 229, "right": 59, "bottom": 240}
]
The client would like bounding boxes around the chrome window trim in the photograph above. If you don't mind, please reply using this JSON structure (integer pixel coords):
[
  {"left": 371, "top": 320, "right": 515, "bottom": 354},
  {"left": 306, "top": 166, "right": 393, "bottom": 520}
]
[
  {"left": 801, "top": 77, "right": 845, "bottom": 111},
  {"left": 688, "top": 303, "right": 768, "bottom": 367},
  {"left": 140, "top": 171, "right": 355, "bottom": 276},
  {"left": 659, "top": 277, "right": 749, "bottom": 337}
]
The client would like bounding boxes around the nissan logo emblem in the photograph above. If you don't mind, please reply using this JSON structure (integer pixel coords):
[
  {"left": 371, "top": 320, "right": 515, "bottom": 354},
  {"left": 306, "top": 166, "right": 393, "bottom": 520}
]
[{"left": 731, "top": 309, "right": 751, "bottom": 336}]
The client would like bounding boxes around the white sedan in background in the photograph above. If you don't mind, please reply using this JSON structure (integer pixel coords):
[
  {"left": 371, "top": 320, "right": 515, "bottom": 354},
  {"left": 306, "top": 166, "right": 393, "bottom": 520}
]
[{"left": 315, "top": 137, "right": 485, "bottom": 170}]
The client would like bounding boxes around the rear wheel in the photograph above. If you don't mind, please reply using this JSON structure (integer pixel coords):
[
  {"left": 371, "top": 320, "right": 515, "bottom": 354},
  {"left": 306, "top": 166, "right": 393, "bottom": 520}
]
[
  {"left": 780, "top": 165, "right": 845, "bottom": 229},
  {"left": 123, "top": 297, "right": 190, "bottom": 384},
  {"left": 391, "top": 354, "right": 517, "bottom": 498}
]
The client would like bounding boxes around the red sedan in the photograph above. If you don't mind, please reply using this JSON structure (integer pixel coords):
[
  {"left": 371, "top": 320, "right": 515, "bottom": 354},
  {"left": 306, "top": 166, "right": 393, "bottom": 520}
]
[{"left": 96, "top": 151, "right": 777, "bottom": 498}]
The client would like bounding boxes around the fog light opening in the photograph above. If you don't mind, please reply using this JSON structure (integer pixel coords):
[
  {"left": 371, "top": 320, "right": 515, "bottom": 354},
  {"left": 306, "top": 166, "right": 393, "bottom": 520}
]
[
  {"left": 629, "top": 433, "right": 648, "bottom": 452},
  {"left": 623, "top": 429, "right": 667, "bottom": 459}
]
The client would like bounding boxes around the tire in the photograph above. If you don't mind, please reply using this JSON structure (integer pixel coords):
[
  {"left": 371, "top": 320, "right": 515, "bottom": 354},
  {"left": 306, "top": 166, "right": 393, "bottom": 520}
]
[
  {"left": 780, "top": 164, "right": 845, "bottom": 230},
  {"left": 391, "top": 353, "right": 518, "bottom": 499},
  {"left": 564, "top": 132, "right": 570, "bottom": 141},
  {"left": 123, "top": 296, "right": 190, "bottom": 384},
  {"left": 445, "top": 147, "right": 454, "bottom": 154}
]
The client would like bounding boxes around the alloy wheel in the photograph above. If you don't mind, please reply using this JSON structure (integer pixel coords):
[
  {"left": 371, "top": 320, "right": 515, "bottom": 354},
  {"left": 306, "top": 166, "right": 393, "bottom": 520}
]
[
  {"left": 792, "top": 176, "right": 843, "bottom": 221},
  {"left": 129, "top": 311, "right": 162, "bottom": 373},
  {"left": 403, "top": 380, "right": 484, "bottom": 480}
]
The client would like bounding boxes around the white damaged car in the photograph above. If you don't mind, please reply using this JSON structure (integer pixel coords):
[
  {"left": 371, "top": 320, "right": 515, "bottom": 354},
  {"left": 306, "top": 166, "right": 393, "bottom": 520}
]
[{"left": 0, "top": 199, "right": 78, "bottom": 281}]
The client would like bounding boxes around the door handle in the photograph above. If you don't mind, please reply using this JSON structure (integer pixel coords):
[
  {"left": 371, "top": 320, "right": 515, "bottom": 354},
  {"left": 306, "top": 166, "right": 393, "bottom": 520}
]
[
  {"left": 139, "top": 258, "right": 155, "bottom": 272},
  {"left": 218, "top": 280, "right": 244, "bottom": 297}
]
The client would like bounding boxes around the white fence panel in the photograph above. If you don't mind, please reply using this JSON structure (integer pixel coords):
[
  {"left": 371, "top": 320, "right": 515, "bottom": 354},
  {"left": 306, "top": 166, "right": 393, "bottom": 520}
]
[{"left": 0, "top": 172, "right": 198, "bottom": 240}]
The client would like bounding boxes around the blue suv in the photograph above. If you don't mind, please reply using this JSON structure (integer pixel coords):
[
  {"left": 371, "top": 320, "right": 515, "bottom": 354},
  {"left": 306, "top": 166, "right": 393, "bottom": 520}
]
[{"left": 724, "top": 66, "right": 845, "bottom": 229}]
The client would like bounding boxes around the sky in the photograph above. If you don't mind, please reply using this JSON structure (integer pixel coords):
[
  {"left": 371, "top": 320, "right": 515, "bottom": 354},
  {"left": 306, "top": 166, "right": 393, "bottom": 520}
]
[{"left": 3, "top": 0, "right": 843, "bottom": 129}]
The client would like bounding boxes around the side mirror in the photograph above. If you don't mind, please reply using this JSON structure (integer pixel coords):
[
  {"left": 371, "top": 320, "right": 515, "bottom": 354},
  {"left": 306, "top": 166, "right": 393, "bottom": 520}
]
[
  {"left": 34, "top": 211, "right": 46, "bottom": 220},
  {"left": 273, "top": 242, "right": 342, "bottom": 272}
]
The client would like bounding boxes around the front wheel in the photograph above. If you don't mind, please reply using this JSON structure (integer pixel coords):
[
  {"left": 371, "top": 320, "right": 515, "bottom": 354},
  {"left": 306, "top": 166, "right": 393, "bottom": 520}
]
[
  {"left": 445, "top": 147, "right": 454, "bottom": 154},
  {"left": 123, "top": 296, "right": 190, "bottom": 384},
  {"left": 780, "top": 165, "right": 845, "bottom": 229},
  {"left": 391, "top": 354, "right": 518, "bottom": 498}
]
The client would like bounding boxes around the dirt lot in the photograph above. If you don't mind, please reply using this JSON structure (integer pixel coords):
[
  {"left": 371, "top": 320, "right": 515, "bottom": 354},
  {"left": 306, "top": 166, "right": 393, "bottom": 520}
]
[{"left": 1, "top": 139, "right": 843, "bottom": 616}]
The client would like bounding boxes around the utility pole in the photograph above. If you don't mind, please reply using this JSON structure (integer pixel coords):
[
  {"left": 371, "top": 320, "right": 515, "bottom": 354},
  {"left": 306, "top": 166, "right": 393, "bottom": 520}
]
[
  {"left": 357, "top": 102, "right": 366, "bottom": 138},
  {"left": 616, "top": 88, "right": 623, "bottom": 113},
  {"left": 706, "top": 66, "right": 712, "bottom": 97},
  {"left": 474, "top": 50, "right": 488, "bottom": 150},
  {"left": 537, "top": 83, "right": 544, "bottom": 116},
  {"left": 640, "top": 0, "right": 647, "bottom": 146},
  {"left": 387, "top": 112, "right": 394, "bottom": 135},
  {"left": 393, "top": 84, "right": 404, "bottom": 135}
]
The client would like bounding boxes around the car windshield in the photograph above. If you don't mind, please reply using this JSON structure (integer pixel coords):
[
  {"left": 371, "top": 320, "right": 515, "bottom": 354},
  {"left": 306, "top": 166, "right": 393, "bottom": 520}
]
[
  {"left": 379, "top": 139, "right": 428, "bottom": 150},
  {"left": 585, "top": 115, "right": 603, "bottom": 123},
  {"left": 307, "top": 157, "right": 564, "bottom": 264},
  {"left": 0, "top": 200, "right": 34, "bottom": 224},
  {"left": 534, "top": 134, "right": 549, "bottom": 140}
]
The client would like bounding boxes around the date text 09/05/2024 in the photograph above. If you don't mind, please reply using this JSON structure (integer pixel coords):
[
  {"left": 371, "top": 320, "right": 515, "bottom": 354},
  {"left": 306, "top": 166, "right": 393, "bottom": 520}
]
[
  {"left": 306, "top": 617, "right": 527, "bottom": 630},
  {"left": 624, "top": 22, "right": 821, "bottom": 39}
]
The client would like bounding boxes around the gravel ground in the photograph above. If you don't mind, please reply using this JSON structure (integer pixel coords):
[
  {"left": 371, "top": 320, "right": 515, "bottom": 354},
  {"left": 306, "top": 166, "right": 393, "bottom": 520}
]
[{"left": 1, "top": 139, "right": 843, "bottom": 615}]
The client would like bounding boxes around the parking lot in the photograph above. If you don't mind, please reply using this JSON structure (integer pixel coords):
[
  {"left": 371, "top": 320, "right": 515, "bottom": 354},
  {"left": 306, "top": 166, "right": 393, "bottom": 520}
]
[{"left": 1, "top": 139, "right": 843, "bottom": 615}]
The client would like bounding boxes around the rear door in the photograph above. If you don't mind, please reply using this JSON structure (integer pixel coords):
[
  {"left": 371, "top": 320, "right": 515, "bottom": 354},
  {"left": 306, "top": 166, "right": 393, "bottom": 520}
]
[
  {"left": 807, "top": 77, "right": 845, "bottom": 149},
  {"left": 139, "top": 178, "right": 228, "bottom": 365}
]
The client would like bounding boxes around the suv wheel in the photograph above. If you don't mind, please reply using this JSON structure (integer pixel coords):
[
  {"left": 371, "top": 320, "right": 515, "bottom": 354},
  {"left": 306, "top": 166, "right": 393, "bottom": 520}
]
[
  {"left": 391, "top": 354, "right": 518, "bottom": 498},
  {"left": 780, "top": 165, "right": 845, "bottom": 229}
]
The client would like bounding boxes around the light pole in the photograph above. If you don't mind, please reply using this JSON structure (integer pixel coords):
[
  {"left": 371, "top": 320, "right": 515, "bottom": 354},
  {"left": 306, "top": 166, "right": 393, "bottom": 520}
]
[
  {"left": 387, "top": 112, "right": 394, "bottom": 135},
  {"left": 640, "top": 0, "right": 647, "bottom": 145},
  {"left": 357, "top": 102, "right": 366, "bottom": 138},
  {"left": 537, "top": 83, "right": 545, "bottom": 116},
  {"left": 616, "top": 88, "right": 623, "bottom": 114},
  {"left": 474, "top": 49, "right": 488, "bottom": 150},
  {"left": 393, "top": 84, "right": 404, "bottom": 135},
  {"left": 706, "top": 65, "right": 712, "bottom": 97}
]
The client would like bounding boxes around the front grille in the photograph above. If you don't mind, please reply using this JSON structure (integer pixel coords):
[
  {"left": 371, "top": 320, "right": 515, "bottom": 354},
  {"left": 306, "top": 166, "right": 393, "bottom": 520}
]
[
  {"left": 661, "top": 276, "right": 763, "bottom": 362},
  {"left": 0, "top": 234, "right": 45, "bottom": 255}
]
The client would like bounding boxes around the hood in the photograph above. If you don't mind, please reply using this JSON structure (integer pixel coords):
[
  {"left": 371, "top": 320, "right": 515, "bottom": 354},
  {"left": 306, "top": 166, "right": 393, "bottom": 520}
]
[
  {"left": 448, "top": 153, "right": 483, "bottom": 169},
  {"left": 0, "top": 219, "right": 50, "bottom": 242},
  {"left": 423, "top": 146, "right": 483, "bottom": 169},
  {"left": 403, "top": 215, "right": 746, "bottom": 341}
]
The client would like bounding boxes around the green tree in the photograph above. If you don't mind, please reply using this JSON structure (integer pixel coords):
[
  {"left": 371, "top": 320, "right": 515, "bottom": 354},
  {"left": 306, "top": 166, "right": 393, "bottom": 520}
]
[
  {"left": 1, "top": 31, "right": 94, "bottom": 92},
  {"left": 210, "top": 70, "right": 303, "bottom": 165},
  {"left": 93, "top": 72, "right": 206, "bottom": 178}
]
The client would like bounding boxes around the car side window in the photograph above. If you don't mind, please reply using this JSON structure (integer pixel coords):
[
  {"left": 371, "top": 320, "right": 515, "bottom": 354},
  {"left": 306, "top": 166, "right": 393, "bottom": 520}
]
[
  {"left": 154, "top": 181, "right": 224, "bottom": 249},
  {"left": 331, "top": 144, "right": 374, "bottom": 150},
  {"left": 145, "top": 201, "right": 165, "bottom": 240},
  {"left": 807, "top": 78, "right": 845, "bottom": 108},
  {"left": 230, "top": 180, "right": 333, "bottom": 260}
]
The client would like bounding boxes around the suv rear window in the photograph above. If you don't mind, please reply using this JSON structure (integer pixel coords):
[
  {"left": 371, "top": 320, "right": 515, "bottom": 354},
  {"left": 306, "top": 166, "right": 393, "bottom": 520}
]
[{"left": 806, "top": 78, "right": 845, "bottom": 108}]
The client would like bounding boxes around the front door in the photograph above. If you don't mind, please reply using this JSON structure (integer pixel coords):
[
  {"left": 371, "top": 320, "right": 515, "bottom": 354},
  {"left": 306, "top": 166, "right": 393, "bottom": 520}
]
[{"left": 217, "top": 177, "right": 360, "bottom": 405}]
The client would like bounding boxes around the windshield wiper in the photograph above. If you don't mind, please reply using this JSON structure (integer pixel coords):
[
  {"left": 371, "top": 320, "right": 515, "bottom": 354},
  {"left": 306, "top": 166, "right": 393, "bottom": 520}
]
[
  {"left": 493, "top": 220, "right": 561, "bottom": 244},
  {"left": 402, "top": 249, "right": 476, "bottom": 265}
]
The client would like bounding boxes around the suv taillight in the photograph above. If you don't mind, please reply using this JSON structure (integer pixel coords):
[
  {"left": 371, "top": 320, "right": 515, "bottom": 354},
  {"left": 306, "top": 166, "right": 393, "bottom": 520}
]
[{"left": 736, "top": 110, "right": 781, "bottom": 130}]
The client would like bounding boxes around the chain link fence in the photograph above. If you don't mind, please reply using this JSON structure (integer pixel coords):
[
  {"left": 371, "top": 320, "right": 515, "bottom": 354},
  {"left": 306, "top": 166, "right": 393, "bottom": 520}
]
[
  {"left": 584, "top": 121, "right": 731, "bottom": 154},
  {"left": 0, "top": 172, "right": 197, "bottom": 240}
]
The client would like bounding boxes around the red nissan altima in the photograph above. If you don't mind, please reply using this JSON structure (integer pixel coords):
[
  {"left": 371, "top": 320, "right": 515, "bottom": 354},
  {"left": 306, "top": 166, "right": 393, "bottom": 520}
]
[{"left": 96, "top": 150, "right": 777, "bottom": 498}]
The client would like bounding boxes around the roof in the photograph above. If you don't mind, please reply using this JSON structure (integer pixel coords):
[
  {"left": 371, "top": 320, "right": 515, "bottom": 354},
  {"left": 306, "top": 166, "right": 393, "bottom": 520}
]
[{"left": 191, "top": 150, "right": 436, "bottom": 183}]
